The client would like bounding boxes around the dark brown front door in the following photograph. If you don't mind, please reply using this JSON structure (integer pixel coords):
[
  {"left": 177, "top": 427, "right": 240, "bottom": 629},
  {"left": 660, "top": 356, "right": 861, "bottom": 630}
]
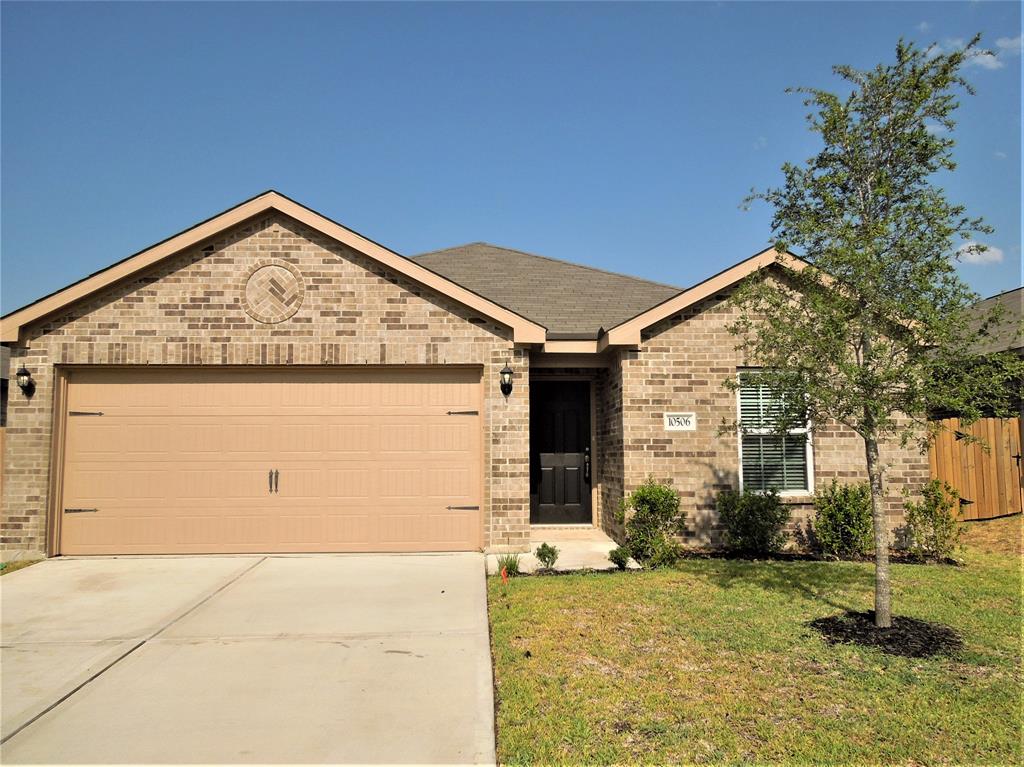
[{"left": 531, "top": 381, "right": 591, "bottom": 524}]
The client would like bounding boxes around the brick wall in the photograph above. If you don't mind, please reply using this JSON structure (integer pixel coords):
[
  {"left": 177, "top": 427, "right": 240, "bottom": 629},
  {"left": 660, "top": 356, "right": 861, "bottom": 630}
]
[
  {"left": 616, "top": 291, "right": 930, "bottom": 546},
  {"left": 1, "top": 213, "right": 531, "bottom": 557},
  {"left": 596, "top": 360, "right": 625, "bottom": 540}
]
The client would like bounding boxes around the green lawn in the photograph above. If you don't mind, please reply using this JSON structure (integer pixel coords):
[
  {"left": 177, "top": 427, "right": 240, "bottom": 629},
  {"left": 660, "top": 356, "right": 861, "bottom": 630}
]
[{"left": 488, "top": 517, "right": 1022, "bottom": 765}]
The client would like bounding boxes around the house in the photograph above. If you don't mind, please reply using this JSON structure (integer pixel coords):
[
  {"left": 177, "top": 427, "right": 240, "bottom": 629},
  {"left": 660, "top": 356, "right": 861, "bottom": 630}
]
[
  {"left": 967, "top": 286, "right": 1022, "bottom": 431},
  {"left": 967, "top": 287, "right": 1023, "bottom": 359},
  {"left": 928, "top": 287, "right": 1023, "bottom": 521},
  {"left": 0, "top": 191, "right": 929, "bottom": 560}
]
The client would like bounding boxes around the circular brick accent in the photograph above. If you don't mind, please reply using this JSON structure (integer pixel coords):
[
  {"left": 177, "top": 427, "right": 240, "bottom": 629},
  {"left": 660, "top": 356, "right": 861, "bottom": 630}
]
[{"left": 242, "top": 261, "right": 305, "bottom": 323}]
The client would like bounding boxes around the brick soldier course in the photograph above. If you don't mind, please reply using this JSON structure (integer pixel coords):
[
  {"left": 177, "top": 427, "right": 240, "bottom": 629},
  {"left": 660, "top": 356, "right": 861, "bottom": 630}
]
[{"left": 1, "top": 191, "right": 929, "bottom": 559}]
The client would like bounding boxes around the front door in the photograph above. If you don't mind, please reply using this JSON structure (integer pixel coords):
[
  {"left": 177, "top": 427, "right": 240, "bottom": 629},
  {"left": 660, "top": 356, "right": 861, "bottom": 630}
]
[{"left": 530, "top": 380, "right": 591, "bottom": 524}]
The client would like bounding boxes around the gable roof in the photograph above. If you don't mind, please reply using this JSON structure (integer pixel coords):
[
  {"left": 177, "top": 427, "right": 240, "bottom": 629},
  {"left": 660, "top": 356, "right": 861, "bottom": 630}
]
[
  {"left": 600, "top": 247, "right": 806, "bottom": 347},
  {"left": 411, "top": 242, "right": 682, "bottom": 337},
  {"left": 968, "top": 287, "right": 1023, "bottom": 356},
  {"left": 1, "top": 190, "right": 805, "bottom": 351},
  {"left": 0, "top": 191, "right": 546, "bottom": 344}
]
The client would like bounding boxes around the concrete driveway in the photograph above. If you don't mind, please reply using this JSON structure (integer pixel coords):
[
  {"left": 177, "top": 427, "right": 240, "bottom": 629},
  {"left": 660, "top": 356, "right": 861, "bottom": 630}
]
[{"left": 1, "top": 554, "right": 495, "bottom": 764}]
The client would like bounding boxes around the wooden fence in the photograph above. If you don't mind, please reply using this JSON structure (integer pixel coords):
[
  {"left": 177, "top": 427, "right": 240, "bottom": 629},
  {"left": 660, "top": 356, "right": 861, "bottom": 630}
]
[{"left": 929, "top": 417, "right": 1023, "bottom": 520}]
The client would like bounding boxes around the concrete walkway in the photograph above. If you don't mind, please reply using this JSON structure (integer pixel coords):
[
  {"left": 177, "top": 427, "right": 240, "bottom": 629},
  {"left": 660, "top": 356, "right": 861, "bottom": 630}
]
[
  {"left": 1, "top": 554, "right": 495, "bottom": 764},
  {"left": 486, "top": 526, "right": 639, "bottom": 573}
]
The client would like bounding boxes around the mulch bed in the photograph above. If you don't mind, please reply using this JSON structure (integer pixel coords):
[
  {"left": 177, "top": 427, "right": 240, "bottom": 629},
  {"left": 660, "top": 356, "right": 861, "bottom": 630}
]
[
  {"left": 505, "top": 567, "right": 640, "bottom": 578},
  {"left": 809, "top": 610, "right": 963, "bottom": 658},
  {"left": 676, "top": 549, "right": 960, "bottom": 565}
]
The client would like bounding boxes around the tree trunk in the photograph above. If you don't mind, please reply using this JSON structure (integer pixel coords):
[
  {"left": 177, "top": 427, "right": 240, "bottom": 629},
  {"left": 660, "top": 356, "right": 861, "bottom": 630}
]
[{"left": 864, "top": 434, "right": 892, "bottom": 628}]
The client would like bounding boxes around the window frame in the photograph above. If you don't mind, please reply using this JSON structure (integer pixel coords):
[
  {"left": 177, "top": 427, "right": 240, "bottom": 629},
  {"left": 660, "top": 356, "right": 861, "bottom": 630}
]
[{"left": 735, "top": 369, "right": 815, "bottom": 496}]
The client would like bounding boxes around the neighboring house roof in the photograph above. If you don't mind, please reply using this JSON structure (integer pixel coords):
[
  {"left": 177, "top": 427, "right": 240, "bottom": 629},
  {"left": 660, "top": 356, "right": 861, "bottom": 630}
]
[
  {"left": 411, "top": 243, "right": 682, "bottom": 337},
  {"left": 0, "top": 191, "right": 546, "bottom": 345},
  {"left": 968, "top": 287, "right": 1023, "bottom": 356}
]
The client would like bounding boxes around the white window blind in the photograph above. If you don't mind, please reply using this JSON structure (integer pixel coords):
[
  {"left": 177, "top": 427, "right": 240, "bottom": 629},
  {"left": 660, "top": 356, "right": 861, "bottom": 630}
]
[{"left": 738, "top": 374, "right": 811, "bottom": 492}]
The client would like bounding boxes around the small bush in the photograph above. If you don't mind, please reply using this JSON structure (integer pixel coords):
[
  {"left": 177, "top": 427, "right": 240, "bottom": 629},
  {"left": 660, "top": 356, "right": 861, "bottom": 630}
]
[
  {"left": 716, "top": 488, "right": 790, "bottom": 555},
  {"left": 621, "top": 478, "right": 684, "bottom": 567},
  {"left": 813, "top": 479, "right": 873, "bottom": 558},
  {"left": 903, "top": 480, "right": 964, "bottom": 561},
  {"left": 496, "top": 552, "right": 521, "bottom": 576},
  {"left": 534, "top": 542, "right": 559, "bottom": 570},
  {"left": 608, "top": 546, "right": 630, "bottom": 570},
  {"left": 646, "top": 536, "right": 684, "bottom": 569}
]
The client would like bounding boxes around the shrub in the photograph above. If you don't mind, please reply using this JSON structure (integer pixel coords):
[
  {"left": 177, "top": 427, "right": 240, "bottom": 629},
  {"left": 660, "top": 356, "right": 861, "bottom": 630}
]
[
  {"left": 646, "top": 536, "right": 684, "bottom": 569},
  {"left": 534, "top": 543, "right": 559, "bottom": 570},
  {"left": 621, "top": 478, "right": 684, "bottom": 567},
  {"left": 608, "top": 546, "right": 630, "bottom": 570},
  {"left": 496, "top": 552, "right": 521, "bottom": 576},
  {"left": 813, "top": 479, "right": 873, "bottom": 557},
  {"left": 903, "top": 480, "right": 964, "bottom": 561},
  {"left": 716, "top": 488, "right": 790, "bottom": 554}
]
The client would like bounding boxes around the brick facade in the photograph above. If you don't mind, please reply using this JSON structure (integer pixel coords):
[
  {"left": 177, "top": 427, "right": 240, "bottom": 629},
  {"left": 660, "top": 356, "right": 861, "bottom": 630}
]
[
  {"left": 1, "top": 209, "right": 932, "bottom": 559},
  {"left": 601, "top": 291, "right": 930, "bottom": 546},
  {"left": 596, "top": 362, "right": 625, "bottom": 540},
  {"left": 1, "top": 213, "right": 531, "bottom": 558}
]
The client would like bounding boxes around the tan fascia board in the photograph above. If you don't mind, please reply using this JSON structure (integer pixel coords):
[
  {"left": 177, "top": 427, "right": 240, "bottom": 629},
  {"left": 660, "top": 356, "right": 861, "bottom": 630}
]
[
  {"left": 272, "top": 196, "right": 545, "bottom": 343},
  {"left": 541, "top": 340, "right": 602, "bottom": 353},
  {"left": 531, "top": 351, "right": 615, "bottom": 369},
  {"left": 600, "top": 248, "right": 807, "bottom": 347},
  {"left": 1, "top": 191, "right": 547, "bottom": 345}
]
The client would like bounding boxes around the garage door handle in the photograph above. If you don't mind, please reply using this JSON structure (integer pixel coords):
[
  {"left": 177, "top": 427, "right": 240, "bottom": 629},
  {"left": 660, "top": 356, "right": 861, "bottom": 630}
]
[
  {"left": 268, "top": 470, "right": 274, "bottom": 494},
  {"left": 273, "top": 469, "right": 279, "bottom": 494},
  {"left": 64, "top": 508, "right": 98, "bottom": 514},
  {"left": 446, "top": 505, "right": 479, "bottom": 510},
  {"left": 446, "top": 410, "right": 478, "bottom": 416}
]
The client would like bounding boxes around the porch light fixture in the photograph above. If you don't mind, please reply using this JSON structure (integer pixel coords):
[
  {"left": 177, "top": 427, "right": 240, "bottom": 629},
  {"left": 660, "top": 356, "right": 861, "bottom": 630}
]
[
  {"left": 15, "top": 366, "right": 34, "bottom": 397},
  {"left": 499, "top": 362, "right": 514, "bottom": 397}
]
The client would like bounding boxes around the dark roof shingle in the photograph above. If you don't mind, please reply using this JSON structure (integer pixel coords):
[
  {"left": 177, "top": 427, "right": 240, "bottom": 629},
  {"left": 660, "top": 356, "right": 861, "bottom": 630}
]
[
  {"left": 411, "top": 243, "right": 681, "bottom": 336},
  {"left": 969, "top": 287, "right": 1023, "bottom": 355}
]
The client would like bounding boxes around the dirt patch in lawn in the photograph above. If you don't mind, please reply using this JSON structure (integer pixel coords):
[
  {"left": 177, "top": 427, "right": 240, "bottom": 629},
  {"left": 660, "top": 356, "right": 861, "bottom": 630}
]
[
  {"left": 962, "top": 513, "right": 1021, "bottom": 557},
  {"left": 809, "top": 610, "right": 963, "bottom": 658}
]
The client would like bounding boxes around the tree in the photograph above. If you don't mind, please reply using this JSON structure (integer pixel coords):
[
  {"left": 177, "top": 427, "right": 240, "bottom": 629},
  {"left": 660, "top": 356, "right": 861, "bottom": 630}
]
[{"left": 728, "top": 37, "right": 1023, "bottom": 628}]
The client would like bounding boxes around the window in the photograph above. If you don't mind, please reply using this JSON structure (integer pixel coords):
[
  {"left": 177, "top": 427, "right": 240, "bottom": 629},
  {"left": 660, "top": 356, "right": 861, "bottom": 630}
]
[{"left": 738, "top": 373, "right": 812, "bottom": 493}]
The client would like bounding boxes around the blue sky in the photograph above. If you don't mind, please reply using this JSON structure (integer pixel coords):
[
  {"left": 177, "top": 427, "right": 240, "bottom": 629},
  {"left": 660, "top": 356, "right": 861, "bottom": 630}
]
[{"left": 1, "top": 1, "right": 1020, "bottom": 313}]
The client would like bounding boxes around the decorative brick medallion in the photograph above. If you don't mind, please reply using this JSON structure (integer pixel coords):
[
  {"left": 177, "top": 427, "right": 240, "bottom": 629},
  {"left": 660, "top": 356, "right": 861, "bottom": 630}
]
[{"left": 242, "top": 261, "right": 305, "bottom": 323}]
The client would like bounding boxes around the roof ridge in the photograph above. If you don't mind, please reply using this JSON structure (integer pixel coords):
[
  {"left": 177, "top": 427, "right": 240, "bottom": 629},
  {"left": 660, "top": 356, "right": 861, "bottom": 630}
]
[
  {"left": 978, "top": 285, "right": 1024, "bottom": 302},
  {"left": 412, "top": 242, "right": 685, "bottom": 293},
  {"left": 413, "top": 242, "right": 488, "bottom": 257}
]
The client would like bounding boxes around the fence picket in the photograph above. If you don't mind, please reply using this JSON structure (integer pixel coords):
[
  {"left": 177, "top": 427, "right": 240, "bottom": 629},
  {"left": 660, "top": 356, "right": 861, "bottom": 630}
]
[{"left": 928, "top": 417, "right": 1022, "bottom": 520}]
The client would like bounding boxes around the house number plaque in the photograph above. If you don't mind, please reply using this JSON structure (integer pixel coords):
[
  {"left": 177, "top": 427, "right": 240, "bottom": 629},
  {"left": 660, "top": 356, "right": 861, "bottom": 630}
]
[{"left": 663, "top": 413, "right": 696, "bottom": 431}]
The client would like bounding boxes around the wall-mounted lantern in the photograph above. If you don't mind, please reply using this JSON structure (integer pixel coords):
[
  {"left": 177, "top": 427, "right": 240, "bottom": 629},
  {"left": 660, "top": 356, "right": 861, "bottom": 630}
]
[
  {"left": 16, "top": 366, "right": 35, "bottom": 397},
  {"left": 499, "top": 362, "right": 514, "bottom": 398}
]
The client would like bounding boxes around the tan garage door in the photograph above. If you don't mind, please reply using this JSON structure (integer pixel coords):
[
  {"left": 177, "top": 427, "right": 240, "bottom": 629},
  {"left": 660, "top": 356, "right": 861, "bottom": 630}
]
[{"left": 59, "top": 367, "right": 482, "bottom": 555}]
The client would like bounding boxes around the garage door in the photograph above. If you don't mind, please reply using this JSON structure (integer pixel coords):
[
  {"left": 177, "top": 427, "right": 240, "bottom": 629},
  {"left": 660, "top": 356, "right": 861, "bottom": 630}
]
[{"left": 58, "top": 368, "right": 482, "bottom": 555}]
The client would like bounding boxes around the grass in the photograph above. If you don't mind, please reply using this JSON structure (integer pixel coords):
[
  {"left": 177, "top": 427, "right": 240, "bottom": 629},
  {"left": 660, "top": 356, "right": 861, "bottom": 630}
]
[
  {"left": 962, "top": 512, "right": 1021, "bottom": 557},
  {"left": 0, "top": 559, "right": 42, "bottom": 576},
  {"left": 488, "top": 515, "right": 1022, "bottom": 765}
]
